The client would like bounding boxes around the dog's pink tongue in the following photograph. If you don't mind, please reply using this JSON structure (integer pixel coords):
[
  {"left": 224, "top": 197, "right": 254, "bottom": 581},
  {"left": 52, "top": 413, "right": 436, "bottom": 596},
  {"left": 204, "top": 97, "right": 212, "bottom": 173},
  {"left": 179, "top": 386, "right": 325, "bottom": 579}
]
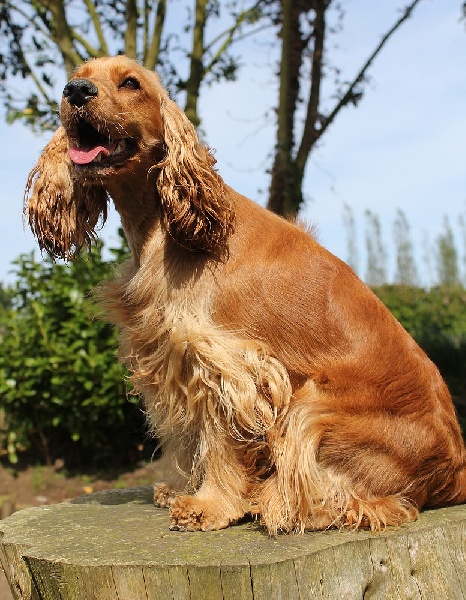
[{"left": 69, "top": 144, "right": 116, "bottom": 165}]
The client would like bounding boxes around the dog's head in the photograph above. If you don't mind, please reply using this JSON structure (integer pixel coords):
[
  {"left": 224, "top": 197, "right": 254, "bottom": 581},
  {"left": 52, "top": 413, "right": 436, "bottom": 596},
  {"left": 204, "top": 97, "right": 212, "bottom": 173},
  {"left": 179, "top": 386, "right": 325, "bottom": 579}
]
[
  {"left": 25, "top": 56, "right": 233, "bottom": 260},
  {"left": 60, "top": 56, "right": 164, "bottom": 182}
]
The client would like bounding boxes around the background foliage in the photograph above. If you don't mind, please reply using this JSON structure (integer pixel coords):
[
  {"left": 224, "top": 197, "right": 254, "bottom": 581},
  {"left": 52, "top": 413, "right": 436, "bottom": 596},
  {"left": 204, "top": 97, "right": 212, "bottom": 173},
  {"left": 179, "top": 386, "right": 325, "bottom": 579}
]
[
  {"left": 0, "top": 235, "right": 148, "bottom": 468},
  {"left": 373, "top": 284, "right": 466, "bottom": 405}
]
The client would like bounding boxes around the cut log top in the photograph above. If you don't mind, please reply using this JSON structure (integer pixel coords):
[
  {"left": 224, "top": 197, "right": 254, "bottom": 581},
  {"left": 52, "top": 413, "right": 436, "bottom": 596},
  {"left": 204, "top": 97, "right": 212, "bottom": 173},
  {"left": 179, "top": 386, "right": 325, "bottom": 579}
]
[{"left": 0, "top": 486, "right": 465, "bottom": 599}]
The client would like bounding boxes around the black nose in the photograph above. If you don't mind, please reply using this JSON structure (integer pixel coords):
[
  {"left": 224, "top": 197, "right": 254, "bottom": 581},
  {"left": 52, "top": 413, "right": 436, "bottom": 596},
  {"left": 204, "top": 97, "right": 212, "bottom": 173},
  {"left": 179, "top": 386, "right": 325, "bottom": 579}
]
[{"left": 63, "top": 79, "right": 98, "bottom": 107}]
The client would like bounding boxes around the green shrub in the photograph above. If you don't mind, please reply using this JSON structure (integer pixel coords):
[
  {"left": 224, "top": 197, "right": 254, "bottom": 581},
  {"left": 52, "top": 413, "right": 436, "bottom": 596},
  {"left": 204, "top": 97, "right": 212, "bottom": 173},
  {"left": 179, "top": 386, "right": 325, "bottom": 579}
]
[
  {"left": 0, "top": 239, "right": 146, "bottom": 467},
  {"left": 373, "top": 284, "right": 466, "bottom": 400}
]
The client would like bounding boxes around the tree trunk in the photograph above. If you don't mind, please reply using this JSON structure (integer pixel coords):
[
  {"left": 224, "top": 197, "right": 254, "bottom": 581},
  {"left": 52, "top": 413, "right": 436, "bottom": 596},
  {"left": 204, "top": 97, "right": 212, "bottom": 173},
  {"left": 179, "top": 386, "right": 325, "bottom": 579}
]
[
  {"left": 125, "top": 0, "right": 138, "bottom": 59},
  {"left": 267, "top": 0, "right": 424, "bottom": 219},
  {"left": 268, "top": 0, "right": 324, "bottom": 217},
  {"left": 184, "top": 0, "right": 208, "bottom": 127},
  {"left": 43, "top": 0, "right": 82, "bottom": 76},
  {"left": 144, "top": 0, "right": 167, "bottom": 70},
  {"left": 1, "top": 487, "right": 466, "bottom": 599}
]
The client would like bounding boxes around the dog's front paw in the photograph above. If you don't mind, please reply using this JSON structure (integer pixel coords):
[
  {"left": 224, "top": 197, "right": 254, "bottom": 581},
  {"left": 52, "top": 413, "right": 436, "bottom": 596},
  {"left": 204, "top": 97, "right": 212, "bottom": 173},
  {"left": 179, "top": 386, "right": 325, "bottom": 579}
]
[
  {"left": 153, "top": 482, "right": 178, "bottom": 508},
  {"left": 169, "top": 495, "right": 231, "bottom": 531}
]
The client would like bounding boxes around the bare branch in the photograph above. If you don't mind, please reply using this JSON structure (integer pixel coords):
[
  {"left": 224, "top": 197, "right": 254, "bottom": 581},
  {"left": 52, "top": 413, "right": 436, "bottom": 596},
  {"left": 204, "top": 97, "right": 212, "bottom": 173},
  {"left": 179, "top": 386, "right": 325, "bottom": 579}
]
[
  {"left": 7, "top": 3, "right": 51, "bottom": 40},
  {"left": 3, "top": 39, "right": 58, "bottom": 121},
  {"left": 315, "top": 0, "right": 424, "bottom": 146},
  {"left": 69, "top": 29, "right": 101, "bottom": 60},
  {"left": 295, "top": 0, "right": 326, "bottom": 177},
  {"left": 143, "top": 0, "right": 151, "bottom": 58}
]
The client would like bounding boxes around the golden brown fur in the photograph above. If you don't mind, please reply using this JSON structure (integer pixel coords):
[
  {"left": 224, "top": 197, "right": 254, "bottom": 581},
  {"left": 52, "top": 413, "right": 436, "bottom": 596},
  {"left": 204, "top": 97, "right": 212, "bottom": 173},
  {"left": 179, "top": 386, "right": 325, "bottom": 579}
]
[{"left": 25, "top": 56, "right": 466, "bottom": 534}]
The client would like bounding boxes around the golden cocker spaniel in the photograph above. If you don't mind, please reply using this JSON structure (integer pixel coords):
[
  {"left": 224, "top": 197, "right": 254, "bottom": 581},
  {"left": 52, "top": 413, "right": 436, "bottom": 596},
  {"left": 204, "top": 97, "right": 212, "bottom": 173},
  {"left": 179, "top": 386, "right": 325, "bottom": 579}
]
[{"left": 25, "top": 56, "right": 466, "bottom": 534}]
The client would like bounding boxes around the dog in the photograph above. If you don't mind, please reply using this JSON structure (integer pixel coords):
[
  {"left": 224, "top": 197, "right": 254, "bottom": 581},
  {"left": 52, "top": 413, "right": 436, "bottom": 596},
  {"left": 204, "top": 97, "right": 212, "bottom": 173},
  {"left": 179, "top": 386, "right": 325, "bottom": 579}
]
[{"left": 25, "top": 55, "right": 466, "bottom": 534}]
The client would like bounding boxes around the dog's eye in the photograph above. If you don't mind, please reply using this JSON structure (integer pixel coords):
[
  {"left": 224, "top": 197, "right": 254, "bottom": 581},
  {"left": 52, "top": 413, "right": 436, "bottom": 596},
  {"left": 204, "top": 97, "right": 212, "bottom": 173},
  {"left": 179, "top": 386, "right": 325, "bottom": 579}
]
[{"left": 119, "top": 77, "right": 140, "bottom": 91}]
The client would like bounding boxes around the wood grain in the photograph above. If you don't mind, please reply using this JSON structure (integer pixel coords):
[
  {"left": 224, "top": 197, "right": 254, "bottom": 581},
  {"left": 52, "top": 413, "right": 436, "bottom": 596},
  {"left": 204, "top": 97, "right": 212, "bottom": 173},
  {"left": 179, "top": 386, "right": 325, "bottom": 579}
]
[{"left": 0, "top": 487, "right": 465, "bottom": 599}]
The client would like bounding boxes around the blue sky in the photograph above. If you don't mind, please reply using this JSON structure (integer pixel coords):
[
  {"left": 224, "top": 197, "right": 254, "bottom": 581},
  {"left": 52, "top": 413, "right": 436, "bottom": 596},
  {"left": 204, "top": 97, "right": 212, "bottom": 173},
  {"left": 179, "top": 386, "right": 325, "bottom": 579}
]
[{"left": 1, "top": 0, "right": 465, "bottom": 285}]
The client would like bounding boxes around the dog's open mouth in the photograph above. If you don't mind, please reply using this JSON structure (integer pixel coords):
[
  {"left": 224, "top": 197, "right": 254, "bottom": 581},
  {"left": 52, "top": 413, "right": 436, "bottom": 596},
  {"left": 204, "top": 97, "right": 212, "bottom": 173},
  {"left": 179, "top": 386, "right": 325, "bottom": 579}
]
[{"left": 69, "top": 119, "right": 137, "bottom": 166}]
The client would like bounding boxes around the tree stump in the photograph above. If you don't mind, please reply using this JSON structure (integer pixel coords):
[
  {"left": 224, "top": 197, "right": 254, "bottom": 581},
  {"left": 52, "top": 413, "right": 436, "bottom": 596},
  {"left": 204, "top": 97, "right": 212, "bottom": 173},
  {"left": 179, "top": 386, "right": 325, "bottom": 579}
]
[{"left": 0, "top": 486, "right": 465, "bottom": 599}]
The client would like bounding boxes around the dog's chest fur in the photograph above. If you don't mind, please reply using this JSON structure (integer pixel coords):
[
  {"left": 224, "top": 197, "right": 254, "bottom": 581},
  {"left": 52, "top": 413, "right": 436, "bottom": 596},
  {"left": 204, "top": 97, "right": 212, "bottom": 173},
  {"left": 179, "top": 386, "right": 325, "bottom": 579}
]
[{"left": 100, "top": 245, "right": 291, "bottom": 446}]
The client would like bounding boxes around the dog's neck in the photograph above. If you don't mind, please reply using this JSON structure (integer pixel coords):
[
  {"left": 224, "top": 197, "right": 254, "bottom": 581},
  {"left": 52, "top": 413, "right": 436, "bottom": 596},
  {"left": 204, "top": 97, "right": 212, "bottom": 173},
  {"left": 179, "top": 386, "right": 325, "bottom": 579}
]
[{"left": 105, "top": 171, "right": 163, "bottom": 265}]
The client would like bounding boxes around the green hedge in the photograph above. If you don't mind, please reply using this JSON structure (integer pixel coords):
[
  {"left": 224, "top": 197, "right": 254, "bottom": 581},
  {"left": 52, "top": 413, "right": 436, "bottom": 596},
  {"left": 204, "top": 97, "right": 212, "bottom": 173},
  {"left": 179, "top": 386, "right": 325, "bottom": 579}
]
[
  {"left": 0, "top": 240, "right": 146, "bottom": 467},
  {"left": 373, "top": 285, "right": 466, "bottom": 402}
]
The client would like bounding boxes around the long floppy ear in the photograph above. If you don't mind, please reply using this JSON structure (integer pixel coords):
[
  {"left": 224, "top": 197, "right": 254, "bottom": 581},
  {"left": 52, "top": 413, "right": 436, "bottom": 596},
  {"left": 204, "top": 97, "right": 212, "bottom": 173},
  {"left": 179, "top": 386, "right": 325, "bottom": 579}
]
[
  {"left": 156, "top": 97, "right": 234, "bottom": 254},
  {"left": 25, "top": 126, "right": 108, "bottom": 260}
]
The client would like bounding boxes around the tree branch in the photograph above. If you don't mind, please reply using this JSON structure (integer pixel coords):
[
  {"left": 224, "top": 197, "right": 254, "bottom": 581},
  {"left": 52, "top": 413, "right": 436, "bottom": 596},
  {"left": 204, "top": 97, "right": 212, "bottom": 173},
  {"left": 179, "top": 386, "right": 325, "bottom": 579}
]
[
  {"left": 82, "top": 0, "right": 109, "bottom": 56},
  {"left": 68, "top": 29, "right": 99, "bottom": 60},
  {"left": 145, "top": 0, "right": 167, "bottom": 70},
  {"left": 125, "top": 0, "right": 138, "bottom": 58},
  {"left": 184, "top": 0, "right": 208, "bottom": 126},
  {"left": 5, "top": 45, "right": 58, "bottom": 116},
  {"left": 143, "top": 0, "right": 151, "bottom": 60},
  {"left": 202, "top": 0, "right": 264, "bottom": 76},
  {"left": 295, "top": 0, "right": 326, "bottom": 177},
  {"left": 315, "top": 0, "right": 424, "bottom": 146},
  {"left": 7, "top": 3, "right": 51, "bottom": 41},
  {"left": 41, "top": 0, "right": 83, "bottom": 76}
]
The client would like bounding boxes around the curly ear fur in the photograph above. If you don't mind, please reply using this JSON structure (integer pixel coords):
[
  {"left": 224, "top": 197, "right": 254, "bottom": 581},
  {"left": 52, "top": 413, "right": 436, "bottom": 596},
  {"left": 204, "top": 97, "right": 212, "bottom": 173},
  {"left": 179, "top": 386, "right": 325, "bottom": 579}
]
[
  {"left": 156, "top": 97, "right": 234, "bottom": 254},
  {"left": 25, "top": 127, "right": 108, "bottom": 260}
]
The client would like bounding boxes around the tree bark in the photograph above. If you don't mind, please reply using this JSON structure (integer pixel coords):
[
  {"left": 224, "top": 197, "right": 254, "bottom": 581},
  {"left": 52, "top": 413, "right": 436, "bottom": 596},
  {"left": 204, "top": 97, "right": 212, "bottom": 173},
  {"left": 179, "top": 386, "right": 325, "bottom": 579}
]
[
  {"left": 268, "top": 0, "right": 425, "bottom": 218},
  {"left": 184, "top": 0, "right": 208, "bottom": 127},
  {"left": 144, "top": 0, "right": 167, "bottom": 70},
  {"left": 125, "top": 0, "right": 138, "bottom": 58},
  {"left": 268, "top": 0, "right": 324, "bottom": 217},
  {"left": 42, "top": 0, "right": 82, "bottom": 76},
  {"left": 1, "top": 487, "right": 466, "bottom": 599}
]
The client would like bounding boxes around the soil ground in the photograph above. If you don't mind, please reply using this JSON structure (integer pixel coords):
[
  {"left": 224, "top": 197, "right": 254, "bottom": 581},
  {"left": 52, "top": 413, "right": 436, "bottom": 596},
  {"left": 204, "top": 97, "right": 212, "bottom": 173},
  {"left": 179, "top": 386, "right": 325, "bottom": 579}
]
[{"left": 0, "top": 459, "right": 164, "bottom": 599}]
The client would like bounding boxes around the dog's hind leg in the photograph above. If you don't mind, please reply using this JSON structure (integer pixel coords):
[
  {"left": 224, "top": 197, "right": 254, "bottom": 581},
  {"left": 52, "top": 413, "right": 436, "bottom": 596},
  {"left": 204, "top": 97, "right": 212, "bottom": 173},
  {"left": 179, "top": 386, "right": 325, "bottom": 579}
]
[{"left": 258, "top": 380, "right": 465, "bottom": 534}]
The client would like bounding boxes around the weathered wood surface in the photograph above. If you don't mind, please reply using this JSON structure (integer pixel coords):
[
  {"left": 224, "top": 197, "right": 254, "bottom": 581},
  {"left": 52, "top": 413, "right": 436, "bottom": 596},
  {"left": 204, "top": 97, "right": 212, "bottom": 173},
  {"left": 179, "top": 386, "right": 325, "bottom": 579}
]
[{"left": 0, "top": 486, "right": 465, "bottom": 599}]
